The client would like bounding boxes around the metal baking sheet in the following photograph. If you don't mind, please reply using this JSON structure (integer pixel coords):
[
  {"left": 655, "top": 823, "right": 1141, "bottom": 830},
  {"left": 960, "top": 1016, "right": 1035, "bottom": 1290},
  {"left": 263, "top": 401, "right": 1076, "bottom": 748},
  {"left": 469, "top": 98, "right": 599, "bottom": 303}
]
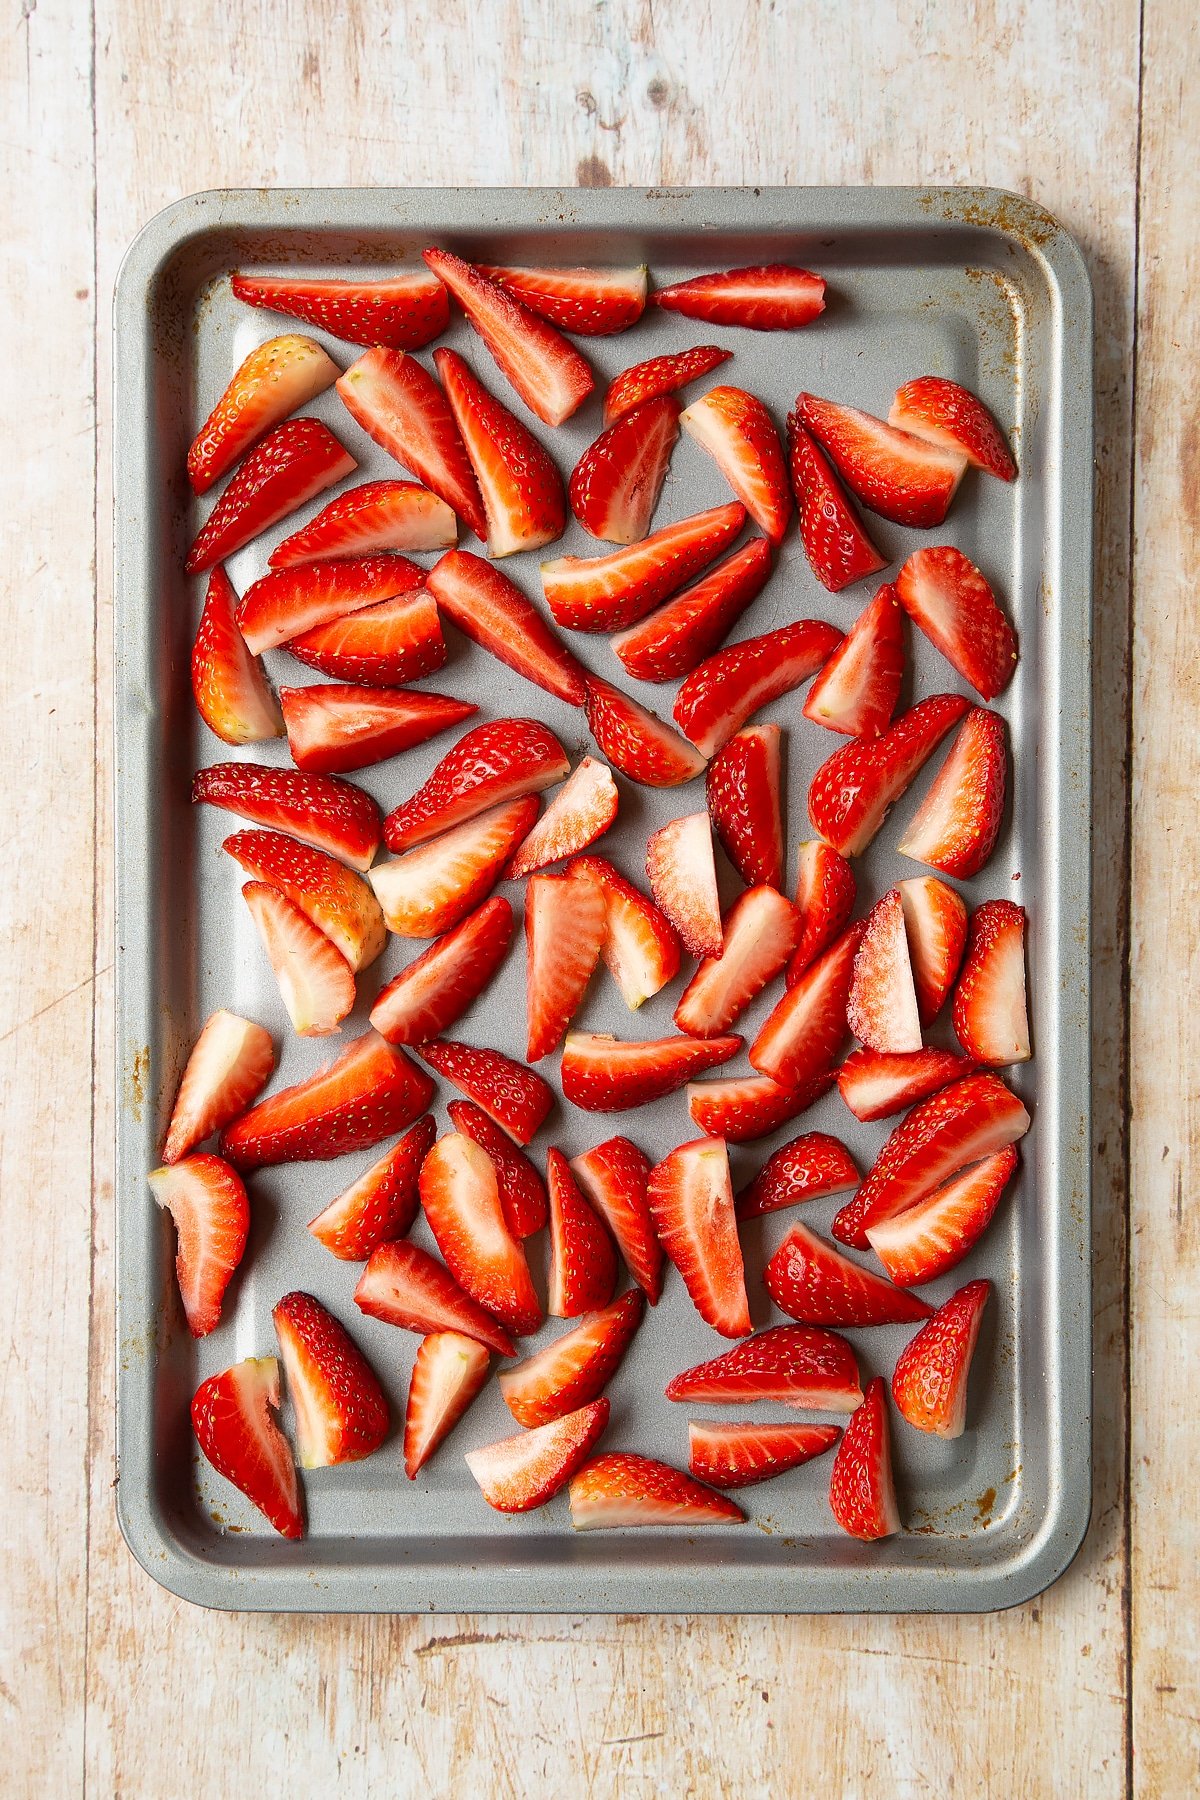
[{"left": 113, "top": 186, "right": 1092, "bottom": 1613}]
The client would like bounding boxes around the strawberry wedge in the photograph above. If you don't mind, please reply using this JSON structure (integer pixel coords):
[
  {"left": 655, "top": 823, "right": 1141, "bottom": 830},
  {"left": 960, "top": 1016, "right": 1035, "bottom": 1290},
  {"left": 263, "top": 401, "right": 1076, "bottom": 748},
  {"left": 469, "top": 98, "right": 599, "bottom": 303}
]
[
  {"left": 690, "top": 1421, "right": 841, "bottom": 1489},
  {"left": 231, "top": 269, "right": 450, "bottom": 350},
  {"left": 807, "top": 692, "right": 969, "bottom": 857},
  {"left": 789, "top": 841, "right": 857, "bottom": 982},
  {"left": 272, "top": 1291, "right": 390, "bottom": 1468},
  {"left": 604, "top": 345, "right": 732, "bottom": 426},
  {"left": 191, "top": 567, "right": 284, "bottom": 746},
  {"left": 508, "top": 759, "right": 618, "bottom": 878},
  {"left": 837, "top": 1047, "right": 976, "bottom": 1123},
  {"left": 898, "top": 874, "right": 968, "bottom": 1022},
  {"left": 383, "top": 717, "right": 568, "bottom": 852},
  {"left": 735, "top": 1132, "right": 859, "bottom": 1220},
  {"left": 419, "top": 1132, "right": 541, "bottom": 1338},
  {"left": 764, "top": 1222, "right": 933, "bottom": 1327},
  {"left": 188, "top": 335, "right": 340, "bottom": 494},
  {"left": 891, "top": 1279, "right": 991, "bottom": 1438},
  {"left": 336, "top": 349, "right": 487, "bottom": 539},
  {"left": 161, "top": 1009, "right": 276, "bottom": 1164},
  {"left": 653, "top": 263, "right": 826, "bottom": 330},
  {"left": 499, "top": 1290, "right": 645, "bottom": 1427},
  {"left": 829, "top": 1378, "right": 900, "bottom": 1540},
  {"left": 414, "top": 1039, "right": 553, "bottom": 1145},
  {"left": 368, "top": 796, "right": 537, "bottom": 938},
  {"left": 569, "top": 1452, "right": 746, "bottom": 1528},
  {"left": 354, "top": 1239, "right": 515, "bottom": 1355},
  {"left": 866, "top": 1146, "right": 1017, "bottom": 1287},
  {"left": 646, "top": 812, "right": 723, "bottom": 959},
  {"left": 793, "top": 393, "right": 967, "bottom": 529},
  {"left": 241, "top": 880, "right": 356, "bottom": 1036},
  {"left": 570, "top": 1136, "right": 663, "bottom": 1303},
  {"left": 846, "top": 888, "right": 923, "bottom": 1055},
  {"left": 224, "top": 830, "right": 385, "bottom": 971},
  {"left": 186, "top": 419, "right": 355, "bottom": 574},
  {"left": 897, "top": 706, "right": 1009, "bottom": 880},
  {"left": 546, "top": 1148, "right": 618, "bottom": 1318},
  {"left": 611, "top": 538, "right": 773, "bottom": 683},
  {"left": 787, "top": 416, "right": 887, "bottom": 593},
  {"left": 466, "top": 1400, "right": 610, "bottom": 1513},
  {"left": 583, "top": 678, "right": 708, "bottom": 788},
  {"left": 524, "top": 870, "right": 607, "bottom": 1061},
  {"left": 896, "top": 546, "right": 1018, "bottom": 700},
  {"left": 403, "top": 1331, "right": 491, "bottom": 1478},
  {"left": 192, "top": 763, "right": 382, "bottom": 871},
  {"left": 569, "top": 395, "right": 680, "bottom": 544},
  {"left": 477, "top": 264, "right": 648, "bottom": 335},
  {"left": 449, "top": 1100, "right": 548, "bottom": 1239},
  {"left": 238, "top": 553, "right": 426, "bottom": 654},
  {"left": 542, "top": 501, "right": 745, "bottom": 633},
  {"left": 890, "top": 377, "right": 1016, "bottom": 481},
  {"left": 680, "top": 385, "right": 792, "bottom": 544},
  {"left": 648, "top": 1136, "right": 751, "bottom": 1337},
  {"left": 191, "top": 1358, "right": 303, "bottom": 1539},
  {"left": 705, "top": 722, "right": 784, "bottom": 890},
  {"left": 561, "top": 1032, "right": 741, "bottom": 1112},
  {"left": 674, "top": 618, "right": 843, "bottom": 758},
  {"left": 280, "top": 684, "right": 474, "bottom": 775},
  {"left": 665, "top": 1324, "right": 862, "bottom": 1411},
  {"left": 750, "top": 921, "right": 865, "bottom": 1089},
  {"left": 952, "top": 899, "right": 1031, "bottom": 1066},
  {"left": 674, "top": 885, "right": 800, "bottom": 1037},
  {"left": 802, "top": 582, "right": 906, "bottom": 738},
  {"left": 687, "top": 1070, "right": 835, "bottom": 1143},
  {"left": 270, "top": 480, "right": 458, "bottom": 567},
  {"left": 284, "top": 587, "right": 446, "bottom": 688},
  {"left": 426, "top": 550, "right": 588, "bottom": 706},
  {"left": 570, "top": 855, "right": 680, "bottom": 1010},
  {"left": 434, "top": 346, "right": 566, "bottom": 556},
  {"left": 368, "top": 896, "right": 514, "bottom": 1042},
  {"left": 307, "top": 1115, "right": 436, "bottom": 1260},
  {"left": 148, "top": 1154, "right": 249, "bottom": 1337}
]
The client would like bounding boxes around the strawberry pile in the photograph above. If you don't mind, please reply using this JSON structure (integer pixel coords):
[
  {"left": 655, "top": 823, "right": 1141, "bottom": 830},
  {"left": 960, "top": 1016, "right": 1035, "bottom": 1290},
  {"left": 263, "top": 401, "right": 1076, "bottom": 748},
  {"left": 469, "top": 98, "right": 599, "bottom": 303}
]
[{"left": 157, "top": 248, "right": 1029, "bottom": 1544}]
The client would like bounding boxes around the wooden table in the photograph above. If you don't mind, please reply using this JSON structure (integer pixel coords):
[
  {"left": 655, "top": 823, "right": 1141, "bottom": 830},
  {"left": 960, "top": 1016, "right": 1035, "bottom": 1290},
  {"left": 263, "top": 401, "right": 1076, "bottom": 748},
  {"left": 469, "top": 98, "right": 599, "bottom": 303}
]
[{"left": 3, "top": 1, "right": 1194, "bottom": 1792}]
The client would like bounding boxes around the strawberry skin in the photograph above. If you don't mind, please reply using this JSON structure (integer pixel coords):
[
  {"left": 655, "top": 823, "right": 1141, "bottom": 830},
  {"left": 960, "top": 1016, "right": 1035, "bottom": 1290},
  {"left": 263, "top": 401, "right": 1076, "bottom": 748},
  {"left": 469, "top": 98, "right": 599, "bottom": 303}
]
[
  {"left": 897, "top": 707, "right": 1009, "bottom": 880},
  {"left": 448, "top": 1100, "right": 548, "bottom": 1238},
  {"left": 646, "top": 812, "right": 723, "bottom": 959},
  {"left": 188, "top": 334, "right": 340, "bottom": 495},
  {"left": 368, "top": 796, "right": 538, "bottom": 938},
  {"left": 220, "top": 1031, "right": 434, "bottom": 1170},
  {"left": 383, "top": 717, "right": 568, "bottom": 851},
  {"left": 789, "top": 841, "right": 857, "bottom": 982},
  {"left": 570, "top": 1136, "right": 663, "bottom": 1302},
  {"left": 415, "top": 1038, "right": 553, "bottom": 1145},
  {"left": 369, "top": 896, "right": 513, "bottom": 1043},
  {"left": 307, "top": 1114, "right": 436, "bottom": 1260},
  {"left": 186, "top": 419, "right": 355, "bottom": 575},
  {"left": 896, "top": 546, "right": 1018, "bottom": 699},
  {"left": 500, "top": 1289, "right": 644, "bottom": 1427},
  {"left": 161, "top": 1009, "right": 275, "bottom": 1164},
  {"left": 403, "top": 1330, "right": 491, "bottom": 1478},
  {"left": 837, "top": 1047, "right": 976, "bottom": 1123},
  {"left": 648, "top": 1136, "right": 750, "bottom": 1337},
  {"left": 231, "top": 270, "right": 450, "bottom": 349},
  {"left": 898, "top": 874, "right": 968, "bottom": 1022},
  {"left": 952, "top": 899, "right": 1030, "bottom": 1065},
  {"left": 569, "top": 1452, "right": 746, "bottom": 1527},
  {"left": 665, "top": 1324, "right": 862, "bottom": 1411},
  {"left": 191, "top": 1357, "right": 303, "bottom": 1539},
  {"left": 434, "top": 346, "right": 566, "bottom": 556},
  {"left": 191, "top": 566, "right": 284, "bottom": 745},
  {"left": 508, "top": 758, "right": 618, "bottom": 879},
  {"left": 653, "top": 263, "right": 826, "bottom": 330},
  {"left": 273, "top": 1291, "right": 390, "bottom": 1468},
  {"left": 241, "top": 879, "right": 356, "bottom": 1036},
  {"left": 466, "top": 1399, "right": 611, "bottom": 1513},
  {"left": 354, "top": 1239, "right": 515, "bottom": 1355},
  {"left": 787, "top": 417, "right": 886, "bottom": 593},
  {"left": 802, "top": 582, "right": 905, "bottom": 738},
  {"left": 547, "top": 1147, "right": 619, "bottom": 1318},
  {"left": 238, "top": 553, "right": 427, "bottom": 656},
  {"left": 706, "top": 721, "right": 783, "bottom": 889},
  {"left": 866, "top": 1146, "right": 1017, "bottom": 1287},
  {"left": 604, "top": 344, "right": 732, "bottom": 426},
  {"left": 476, "top": 264, "right": 647, "bottom": 335},
  {"left": 270, "top": 479, "right": 458, "bottom": 567},
  {"left": 687, "top": 1070, "right": 835, "bottom": 1142},
  {"left": 419, "top": 1132, "right": 541, "bottom": 1338},
  {"left": 750, "top": 921, "right": 865, "bottom": 1088},
  {"left": 807, "top": 691, "right": 970, "bottom": 857},
  {"left": 525, "top": 870, "right": 607, "bottom": 1061},
  {"left": 689, "top": 1421, "right": 840, "bottom": 1489},
  {"left": 285, "top": 587, "right": 446, "bottom": 688},
  {"left": 764, "top": 1222, "right": 933, "bottom": 1328},
  {"left": 148, "top": 1154, "right": 249, "bottom": 1337},
  {"left": 794, "top": 393, "right": 967, "bottom": 529},
  {"left": 846, "top": 888, "right": 922, "bottom": 1055},
  {"left": 426, "top": 550, "right": 587, "bottom": 706},
  {"left": 569, "top": 396, "right": 680, "bottom": 544},
  {"left": 542, "top": 500, "right": 746, "bottom": 632},
  {"left": 280, "top": 684, "right": 476, "bottom": 775},
  {"left": 336, "top": 349, "right": 486, "bottom": 538},
  {"left": 735, "top": 1132, "right": 859, "bottom": 1220},
  {"left": 680, "top": 385, "right": 792, "bottom": 544},
  {"left": 193, "top": 763, "right": 381, "bottom": 872},
  {"left": 562, "top": 1032, "right": 741, "bottom": 1112},
  {"left": 891, "top": 1278, "right": 991, "bottom": 1437},
  {"left": 223, "top": 829, "right": 387, "bottom": 972},
  {"left": 674, "top": 884, "right": 800, "bottom": 1037},
  {"left": 584, "top": 677, "right": 708, "bottom": 788},
  {"left": 611, "top": 538, "right": 772, "bottom": 683},
  {"left": 828, "top": 1378, "right": 900, "bottom": 1539},
  {"left": 890, "top": 377, "right": 1016, "bottom": 481},
  {"left": 674, "top": 618, "right": 844, "bottom": 758},
  {"left": 570, "top": 855, "right": 681, "bottom": 1009}
]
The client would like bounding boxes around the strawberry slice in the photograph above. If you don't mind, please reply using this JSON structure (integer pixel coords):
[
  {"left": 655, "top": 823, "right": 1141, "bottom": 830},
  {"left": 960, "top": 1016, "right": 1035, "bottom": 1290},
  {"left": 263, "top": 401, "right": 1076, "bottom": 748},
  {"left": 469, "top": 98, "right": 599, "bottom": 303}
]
[
  {"left": 735, "top": 1132, "right": 859, "bottom": 1220},
  {"left": 788, "top": 840, "right": 857, "bottom": 983},
  {"left": 403, "top": 1330, "right": 491, "bottom": 1478},
  {"left": 307, "top": 1114, "right": 436, "bottom": 1260},
  {"left": 509, "top": 759, "right": 618, "bottom": 879},
  {"left": 476, "top": 264, "right": 647, "bottom": 335},
  {"left": 547, "top": 1147, "right": 618, "bottom": 1318},
  {"left": 705, "top": 722, "right": 783, "bottom": 889},
  {"left": 426, "top": 550, "right": 587, "bottom": 705},
  {"left": 831, "top": 1072, "right": 1031, "bottom": 1247},
  {"left": 751, "top": 921, "right": 865, "bottom": 1088},
  {"left": 680, "top": 385, "right": 792, "bottom": 543},
  {"left": 186, "top": 419, "right": 355, "bottom": 574},
  {"left": 231, "top": 269, "right": 450, "bottom": 349},
  {"left": 689, "top": 1421, "right": 840, "bottom": 1489},
  {"left": 569, "top": 396, "right": 679, "bottom": 544},
  {"left": 281, "top": 684, "right": 476, "bottom": 775},
  {"left": 193, "top": 763, "right": 382, "bottom": 871},
  {"left": 611, "top": 539, "right": 772, "bottom": 683},
  {"left": 889, "top": 377, "right": 1016, "bottom": 482},
  {"left": 674, "top": 618, "right": 843, "bottom": 758},
  {"left": 570, "top": 1136, "right": 663, "bottom": 1302},
  {"left": 285, "top": 587, "right": 446, "bottom": 687},
  {"left": 646, "top": 812, "right": 723, "bottom": 958},
  {"left": 896, "top": 546, "right": 1018, "bottom": 699},
  {"left": 793, "top": 393, "right": 967, "bottom": 528},
  {"left": 384, "top": 717, "right": 568, "bottom": 852},
  {"left": 897, "top": 707, "right": 1009, "bottom": 879},
  {"left": 807, "top": 692, "right": 970, "bottom": 857},
  {"left": 847, "top": 888, "right": 922, "bottom": 1054},
  {"left": 188, "top": 335, "right": 340, "bottom": 494},
  {"left": 224, "top": 830, "right": 386, "bottom": 971},
  {"left": 891, "top": 1279, "right": 991, "bottom": 1437},
  {"left": 191, "top": 567, "right": 284, "bottom": 745},
  {"left": 500, "top": 1289, "right": 644, "bottom": 1427},
  {"left": 466, "top": 1399, "right": 610, "bottom": 1513},
  {"left": 354, "top": 1239, "right": 515, "bottom": 1355},
  {"left": 866, "top": 1146, "right": 1017, "bottom": 1287},
  {"left": 687, "top": 1070, "right": 835, "bottom": 1142},
  {"left": 569, "top": 1452, "right": 745, "bottom": 1527},
  {"left": 238, "top": 552, "right": 428, "bottom": 656},
  {"left": 368, "top": 796, "right": 538, "bottom": 938},
  {"left": 802, "top": 582, "right": 905, "bottom": 738},
  {"left": 569, "top": 855, "right": 680, "bottom": 1009},
  {"left": 787, "top": 417, "right": 887, "bottom": 593},
  {"left": 837, "top": 1047, "right": 975, "bottom": 1123},
  {"left": 828, "top": 1378, "right": 900, "bottom": 1539},
  {"left": 270, "top": 479, "right": 458, "bottom": 567},
  {"left": 191, "top": 1358, "right": 303, "bottom": 1539},
  {"left": 148, "top": 1154, "right": 249, "bottom": 1336},
  {"left": 369, "top": 896, "right": 513, "bottom": 1043},
  {"left": 604, "top": 345, "right": 732, "bottom": 426},
  {"left": 898, "top": 874, "right": 968, "bottom": 1022},
  {"left": 542, "top": 501, "right": 746, "bottom": 632},
  {"left": 665, "top": 1324, "right": 862, "bottom": 1410},
  {"left": 653, "top": 264, "right": 826, "bottom": 330},
  {"left": 273, "top": 1291, "right": 390, "bottom": 1467},
  {"left": 241, "top": 881, "right": 356, "bottom": 1036},
  {"left": 434, "top": 346, "right": 567, "bottom": 556},
  {"left": 448, "top": 1100, "right": 548, "bottom": 1238},
  {"left": 952, "top": 900, "right": 1030, "bottom": 1065},
  {"left": 420, "top": 1132, "right": 541, "bottom": 1337},
  {"left": 584, "top": 677, "right": 708, "bottom": 787},
  {"left": 525, "top": 870, "right": 607, "bottom": 1061},
  {"left": 422, "top": 248, "right": 594, "bottom": 426},
  {"left": 161, "top": 1009, "right": 275, "bottom": 1164},
  {"left": 561, "top": 1031, "right": 741, "bottom": 1112},
  {"left": 414, "top": 1038, "right": 553, "bottom": 1145},
  {"left": 648, "top": 1136, "right": 750, "bottom": 1337},
  {"left": 764, "top": 1222, "right": 933, "bottom": 1327},
  {"left": 674, "top": 885, "right": 800, "bottom": 1037},
  {"left": 336, "top": 349, "right": 486, "bottom": 538},
  {"left": 220, "top": 1030, "right": 434, "bottom": 1170}
]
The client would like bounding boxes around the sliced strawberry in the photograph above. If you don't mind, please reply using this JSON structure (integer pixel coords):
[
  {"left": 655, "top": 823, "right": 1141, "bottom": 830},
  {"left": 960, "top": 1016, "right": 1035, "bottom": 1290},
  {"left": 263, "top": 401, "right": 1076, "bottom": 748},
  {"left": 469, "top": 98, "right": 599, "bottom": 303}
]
[
  {"left": 285, "top": 587, "right": 447, "bottom": 687},
  {"left": 220, "top": 1031, "right": 434, "bottom": 1170},
  {"left": 369, "top": 896, "right": 514, "bottom": 1043},
  {"left": 241, "top": 881, "right": 356, "bottom": 1036},
  {"left": 561, "top": 1031, "right": 741, "bottom": 1112},
  {"left": 570, "top": 1136, "right": 663, "bottom": 1302},
  {"left": 426, "top": 550, "right": 587, "bottom": 705},
  {"left": 186, "top": 419, "right": 355, "bottom": 575},
  {"left": 793, "top": 393, "right": 967, "bottom": 528},
  {"left": 403, "top": 1330, "right": 491, "bottom": 1478},
  {"left": 547, "top": 1147, "right": 618, "bottom": 1317},
  {"left": 665, "top": 1323, "right": 861, "bottom": 1411},
  {"left": 270, "top": 480, "right": 458, "bottom": 567},
  {"left": 477, "top": 264, "right": 647, "bottom": 335},
  {"left": 680, "top": 385, "right": 791, "bottom": 543},
  {"left": 542, "top": 500, "right": 746, "bottom": 632},
  {"left": 419, "top": 1132, "right": 541, "bottom": 1337},
  {"left": 584, "top": 677, "right": 708, "bottom": 787},
  {"left": 674, "top": 885, "right": 800, "bottom": 1037},
  {"left": 509, "top": 759, "right": 618, "bottom": 879},
  {"left": 384, "top": 717, "right": 568, "bottom": 852},
  {"left": 448, "top": 1100, "right": 548, "bottom": 1238},
  {"left": 500, "top": 1290, "right": 644, "bottom": 1427},
  {"left": 611, "top": 539, "right": 772, "bottom": 684},
  {"left": 846, "top": 888, "right": 922, "bottom": 1054},
  {"left": 751, "top": 921, "right": 865, "bottom": 1088},
  {"left": 224, "top": 830, "right": 386, "bottom": 972},
  {"left": 674, "top": 618, "right": 843, "bottom": 758},
  {"left": 466, "top": 1399, "right": 610, "bottom": 1513},
  {"left": 690, "top": 1420, "right": 840, "bottom": 1488},
  {"left": 525, "top": 870, "right": 607, "bottom": 1061},
  {"left": 336, "top": 349, "right": 486, "bottom": 538},
  {"left": 162, "top": 1009, "right": 275, "bottom": 1164},
  {"left": 647, "top": 1136, "right": 749, "bottom": 1337},
  {"left": 706, "top": 722, "right": 783, "bottom": 890},
  {"left": 788, "top": 840, "right": 857, "bottom": 983},
  {"left": 569, "top": 396, "right": 679, "bottom": 545},
  {"left": 188, "top": 335, "right": 340, "bottom": 494},
  {"left": 866, "top": 1146, "right": 1017, "bottom": 1287},
  {"left": 764, "top": 1222, "right": 933, "bottom": 1327},
  {"left": 422, "top": 248, "right": 594, "bottom": 426},
  {"left": 604, "top": 344, "right": 732, "bottom": 426},
  {"left": 414, "top": 1038, "right": 553, "bottom": 1145},
  {"left": 890, "top": 377, "right": 1016, "bottom": 482},
  {"left": 354, "top": 1239, "right": 514, "bottom": 1355},
  {"left": 231, "top": 269, "right": 450, "bottom": 350},
  {"left": 645, "top": 812, "right": 722, "bottom": 958},
  {"left": 192, "top": 762, "right": 381, "bottom": 871},
  {"left": 434, "top": 346, "right": 566, "bottom": 556},
  {"left": 192, "top": 1358, "right": 303, "bottom": 1538},
  {"left": 898, "top": 874, "right": 968, "bottom": 1022},
  {"left": 653, "top": 264, "right": 825, "bottom": 330},
  {"left": 787, "top": 417, "right": 887, "bottom": 593},
  {"left": 952, "top": 900, "right": 1030, "bottom": 1065},
  {"left": 891, "top": 1279, "right": 991, "bottom": 1437},
  {"left": 238, "top": 553, "right": 428, "bottom": 655},
  {"left": 281, "top": 684, "right": 476, "bottom": 775},
  {"left": 807, "top": 692, "right": 970, "bottom": 857},
  {"left": 802, "top": 582, "right": 905, "bottom": 738},
  {"left": 828, "top": 1378, "right": 900, "bottom": 1539},
  {"left": 191, "top": 566, "right": 283, "bottom": 745},
  {"left": 838, "top": 1047, "right": 976, "bottom": 1123},
  {"left": 897, "top": 707, "right": 1009, "bottom": 879},
  {"left": 896, "top": 546, "right": 1017, "bottom": 699},
  {"left": 569, "top": 1451, "right": 746, "bottom": 1527},
  {"left": 148, "top": 1154, "right": 249, "bottom": 1336},
  {"left": 687, "top": 1070, "right": 835, "bottom": 1142},
  {"left": 569, "top": 855, "right": 681, "bottom": 1009},
  {"left": 735, "top": 1132, "right": 859, "bottom": 1220},
  {"left": 273, "top": 1291, "right": 389, "bottom": 1467},
  {"left": 368, "top": 795, "right": 537, "bottom": 938},
  {"left": 307, "top": 1114, "right": 436, "bottom": 1260}
]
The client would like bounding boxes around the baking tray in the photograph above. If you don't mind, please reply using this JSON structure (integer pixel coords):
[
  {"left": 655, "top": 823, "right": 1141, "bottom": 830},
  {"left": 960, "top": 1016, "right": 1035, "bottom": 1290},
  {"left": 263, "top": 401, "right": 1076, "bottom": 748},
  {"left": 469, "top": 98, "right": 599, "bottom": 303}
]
[{"left": 113, "top": 186, "right": 1092, "bottom": 1613}]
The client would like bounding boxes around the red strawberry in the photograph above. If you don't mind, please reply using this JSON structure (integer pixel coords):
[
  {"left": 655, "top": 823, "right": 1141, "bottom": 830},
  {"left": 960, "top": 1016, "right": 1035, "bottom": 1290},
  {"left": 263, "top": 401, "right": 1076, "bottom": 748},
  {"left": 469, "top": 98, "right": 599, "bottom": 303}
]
[
  {"left": 285, "top": 587, "right": 447, "bottom": 688},
  {"left": 191, "top": 567, "right": 284, "bottom": 745},
  {"left": 238, "top": 553, "right": 424, "bottom": 654},
  {"left": 764, "top": 1222, "right": 933, "bottom": 1327},
  {"left": 646, "top": 812, "right": 723, "bottom": 958},
  {"left": 735, "top": 1132, "right": 859, "bottom": 1220},
  {"left": 952, "top": 900, "right": 1030, "bottom": 1065},
  {"left": 525, "top": 869, "right": 607, "bottom": 1061},
  {"left": 828, "top": 1378, "right": 900, "bottom": 1539},
  {"left": 561, "top": 1032, "right": 741, "bottom": 1112},
  {"left": 570, "top": 1136, "right": 663, "bottom": 1302},
  {"left": 148, "top": 1154, "right": 249, "bottom": 1336},
  {"left": 448, "top": 1100, "right": 548, "bottom": 1238},
  {"left": 687, "top": 1070, "right": 835, "bottom": 1142},
  {"left": 186, "top": 419, "right": 355, "bottom": 575},
  {"left": 354, "top": 1239, "right": 515, "bottom": 1355},
  {"left": 419, "top": 1132, "right": 541, "bottom": 1337},
  {"left": 270, "top": 479, "right": 458, "bottom": 567},
  {"left": 706, "top": 723, "right": 783, "bottom": 889},
  {"left": 426, "top": 550, "right": 587, "bottom": 705},
  {"left": 648, "top": 1136, "right": 750, "bottom": 1337},
  {"left": 674, "top": 618, "right": 843, "bottom": 758},
  {"left": 241, "top": 880, "right": 356, "bottom": 1035},
  {"left": 281, "top": 684, "right": 476, "bottom": 774},
  {"left": 866, "top": 1146, "right": 1017, "bottom": 1287},
  {"left": 890, "top": 377, "right": 1016, "bottom": 481},
  {"left": 369, "top": 896, "right": 514, "bottom": 1044},
  {"left": 681, "top": 385, "right": 791, "bottom": 543},
  {"left": 604, "top": 344, "right": 732, "bottom": 426},
  {"left": 422, "top": 248, "right": 594, "bottom": 426},
  {"left": 569, "top": 855, "right": 680, "bottom": 1009},
  {"left": 665, "top": 1324, "right": 861, "bottom": 1410},
  {"left": 569, "top": 397, "right": 679, "bottom": 544},
  {"left": 307, "top": 1114, "right": 436, "bottom": 1260},
  {"left": 788, "top": 840, "right": 857, "bottom": 983},
  {"left": 220, "top": 1031, "right": 434, "bottom": 1170},
  {"left": 674, "top": 885, "right": 800, "bottom": 1037},
  {"left": 611, "top": 539, "right": 772, "bottom": 683},
  {"left": 192, "top": 763, "right": 381, "bottom": 871},
  {"left": 542, "top": 501, "right": 746, "bottom": 632},
  {"left": 831, "top": 1072, "right": 1031, "bottom": 1247},
  {"left": 273, "top": 1291, "right": 390, "bottom": 1467},
  {"left": 509, "top": 759, "right": 618, "bottom": 879},
  {"left": 368, "top": 796, "right": 537, "bottom": 938},
  {"left": 802, "top": 582, "right": 905, "bottom": 738},
  {"left": 466, "top": 1399, "right": 610, "bottom": 1513},
  {"left": 161, "top": 1010, "right": 275, "bottom": 1164},
  {"left": 653, "top": 264, "right": 825, "bottom": 330},
  {"left": 188, "top": 334, "right": 340, "bottom": 494},
  {"left": 500, "top": 1289, "right": 644, "bottom": 1426},
  {"left": 584, "top": 677, "right": 708, "bottom": 787},
  {"left": 787, "top": 417, "right": 886, "bottom": 593},
  {"left": 434, "top": 346, "right": 566, "bottom": 556},
  {"left": 846, "top": 888, "right": 922, "bottom": 1054},
  {"left": 476, "top": 264, "right": 647, "bottom": 335},
  {"left": 896, "top": 546, "right": 1018, "bottom": 699},
  {"left": 224, "top": 830, "right": 386, "bottom": 971},
  {"left": 891, "top": 1279, "right": 991, "bottom": 1437},
  {"left": 897, "top": 707, "right": 1009, "bottom": 879},
  {"left": 569, "top": 1452, "right": 745, "bottom": 1527},
  {"left": 837, "top": 1047, "right": 976, "bottom": 1123},
  {"left": 689, "top": 1420, "right": 840, "bottom": 1488},
  {"left": 231, "top": 269, "right": 450, "bottom": 350},
  {"left": 750, "top": 921, "right": 865, "bottom": 1088},
  {"left": 336, "top": 349, "right": 486, "bottom": 538},
  {"left": 191, "top": 1358, "right": 303, "bottom": 1538},
  {"left": 547, "top": 1147, "right": 618, "bottom": 1317},
  {"left": 414, "top": 1038, "right": 553, "bottom": 1145},
  {"left": 384, "top": 717, "right": 568, "bottom": 852},
  {"left": 807, "top": 692, "right": 969, "bottom": 857},
  {"left": 403, "top": 1330, "right": 491, "bottom": 1478},
  {"left": 898, "top": 874, "right": 968, "bottom": 1022},
  {"left": 793, "top": 393, "right": 966, "bottom": 528}
]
